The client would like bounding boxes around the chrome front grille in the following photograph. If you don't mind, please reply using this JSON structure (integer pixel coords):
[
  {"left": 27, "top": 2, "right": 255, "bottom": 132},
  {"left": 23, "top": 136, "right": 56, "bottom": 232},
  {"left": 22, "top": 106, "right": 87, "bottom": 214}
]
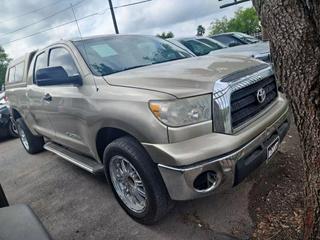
[
  {"left": 212, "top": 64, "right": 276, "bottom": 134},
  {"left": 230, "top": 76, "right": 277, "bottom": 128}
]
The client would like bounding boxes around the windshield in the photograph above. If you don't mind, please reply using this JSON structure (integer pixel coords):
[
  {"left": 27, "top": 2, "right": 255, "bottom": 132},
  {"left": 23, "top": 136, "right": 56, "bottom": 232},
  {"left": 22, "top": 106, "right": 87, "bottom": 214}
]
[
  {"left": 197, "top": 38, "right": 225, "bottom": 50},
  {"left": 179, "top": 39, "right": 216, "bottom": 56},
  {"left": 73, "top": 35, "right": 192, "bottom": 76},
  {"left": 212, "top": 35, "right": 245, "bottom": 47}
]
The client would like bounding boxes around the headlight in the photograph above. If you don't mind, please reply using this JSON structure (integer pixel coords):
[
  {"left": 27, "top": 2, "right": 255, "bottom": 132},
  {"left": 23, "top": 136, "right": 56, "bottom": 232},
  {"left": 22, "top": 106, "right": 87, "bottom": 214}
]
[{"left": 149, "top": 94, "right": 212, "bottom": 127}]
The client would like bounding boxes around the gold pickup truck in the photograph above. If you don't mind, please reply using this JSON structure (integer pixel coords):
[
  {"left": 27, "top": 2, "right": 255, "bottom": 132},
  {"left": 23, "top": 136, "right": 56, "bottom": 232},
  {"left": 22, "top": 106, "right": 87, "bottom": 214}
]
[{"left": 5, "top": 35, "right": 289, "bottom": 224}]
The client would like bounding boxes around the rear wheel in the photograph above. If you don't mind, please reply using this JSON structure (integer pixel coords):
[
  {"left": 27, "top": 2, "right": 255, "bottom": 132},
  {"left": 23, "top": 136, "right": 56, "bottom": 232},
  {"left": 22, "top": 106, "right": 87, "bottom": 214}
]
[
  {"left": 16, "top": 118, "right": 44, "bottom": 154},
  {"left": 103, "top": 136, "right": 173, "bottom": 225}
]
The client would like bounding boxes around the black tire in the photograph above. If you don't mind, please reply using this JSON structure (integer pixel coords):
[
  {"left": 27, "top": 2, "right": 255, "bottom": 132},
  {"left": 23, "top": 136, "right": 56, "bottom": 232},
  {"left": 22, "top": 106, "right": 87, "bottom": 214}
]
[
  {"left": 8, "top": 120, "right": 19, "bottom": 138},
  {"left": 16, "top": 118, "right": 44, "bottom": 154},
  {"left": 103, "top": 136, "right": 173, "bottom": 225}
]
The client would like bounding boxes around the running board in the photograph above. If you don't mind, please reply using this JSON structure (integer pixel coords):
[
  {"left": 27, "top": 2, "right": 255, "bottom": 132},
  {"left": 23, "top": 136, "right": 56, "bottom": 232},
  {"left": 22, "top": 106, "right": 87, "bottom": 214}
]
[{"left": 44, "top": 142, "right": 104, "bottom": 174}]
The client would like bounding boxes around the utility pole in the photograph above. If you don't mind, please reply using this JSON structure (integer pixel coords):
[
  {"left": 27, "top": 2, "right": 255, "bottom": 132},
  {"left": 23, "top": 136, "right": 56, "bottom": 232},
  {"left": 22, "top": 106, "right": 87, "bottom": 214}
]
[
  {"left": 108, "top": 0, "right": 119, "bottom": 34},
  {"left": 218, "top": 0, "right": 250, "bottom": 9}
]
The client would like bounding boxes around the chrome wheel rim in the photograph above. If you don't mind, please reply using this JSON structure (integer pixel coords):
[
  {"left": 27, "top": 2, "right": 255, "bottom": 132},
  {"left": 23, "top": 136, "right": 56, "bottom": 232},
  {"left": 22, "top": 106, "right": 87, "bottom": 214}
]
[
  {"left": 19, "top": 127, "right": 29, "bottom": 150},
  {"left": 109, "top": 155, "right": 147, "bottom": 213}
]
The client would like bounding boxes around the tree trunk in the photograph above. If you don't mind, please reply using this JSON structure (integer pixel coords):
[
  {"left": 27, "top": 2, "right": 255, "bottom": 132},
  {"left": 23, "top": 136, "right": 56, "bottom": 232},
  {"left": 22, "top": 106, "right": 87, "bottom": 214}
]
[{"left": 251, "top": 0, "right": 320, "bottom": 239}]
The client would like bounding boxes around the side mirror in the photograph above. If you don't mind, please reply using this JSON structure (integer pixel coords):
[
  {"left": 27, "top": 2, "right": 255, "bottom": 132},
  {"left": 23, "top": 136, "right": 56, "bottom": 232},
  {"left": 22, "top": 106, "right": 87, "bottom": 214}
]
[{"left": 36, "top": 66, "right": 82, "bottom": 87}]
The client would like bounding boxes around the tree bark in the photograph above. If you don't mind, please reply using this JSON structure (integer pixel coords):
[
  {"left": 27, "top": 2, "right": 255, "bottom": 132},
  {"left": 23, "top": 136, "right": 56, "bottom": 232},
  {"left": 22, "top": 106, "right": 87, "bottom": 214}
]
[{"left": 251, "top": 0, "right": 320, "bottom": 239}]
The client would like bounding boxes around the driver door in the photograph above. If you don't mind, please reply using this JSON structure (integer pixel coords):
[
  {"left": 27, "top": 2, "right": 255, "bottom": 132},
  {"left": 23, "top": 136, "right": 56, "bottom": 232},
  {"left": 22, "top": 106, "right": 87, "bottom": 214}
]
[{"left": 44, "top": 46, "right": 91, "bottom": 155}]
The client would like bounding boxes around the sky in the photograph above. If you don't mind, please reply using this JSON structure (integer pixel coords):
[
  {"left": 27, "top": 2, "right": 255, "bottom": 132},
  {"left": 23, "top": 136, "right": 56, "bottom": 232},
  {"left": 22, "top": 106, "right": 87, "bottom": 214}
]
[{"left": 0, "top": 0, "right": 252, "bottom": 58}]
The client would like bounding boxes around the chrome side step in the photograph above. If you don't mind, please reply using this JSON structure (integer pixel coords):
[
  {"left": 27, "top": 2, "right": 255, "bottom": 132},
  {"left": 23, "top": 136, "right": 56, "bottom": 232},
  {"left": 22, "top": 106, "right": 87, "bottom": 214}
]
[{"left": 44, "top": 142, "right": 104, "bottom": 174}]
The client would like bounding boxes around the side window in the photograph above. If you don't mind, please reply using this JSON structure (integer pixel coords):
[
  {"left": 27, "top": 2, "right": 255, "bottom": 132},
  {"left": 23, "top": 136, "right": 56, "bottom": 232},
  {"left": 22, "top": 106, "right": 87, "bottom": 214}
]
[
  {"left": 49, "top": 48, "right": 78, "bottom": 76},
  {"left": 14, "top": 62, "right": 24, "bottom": 82},
  {"left": 8, "top": 67, "right": 15, "bottom": 83},
  {"left": 34, "top": 52, "right": 47, "bottom": 82}
]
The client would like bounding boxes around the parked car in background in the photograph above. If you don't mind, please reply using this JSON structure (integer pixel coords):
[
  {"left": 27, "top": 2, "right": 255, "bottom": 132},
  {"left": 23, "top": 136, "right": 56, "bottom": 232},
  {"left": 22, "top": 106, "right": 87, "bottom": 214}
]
[
  {"left": 167, "top": 37, "right": 226, "bottom": 56},
  {"left": 210, "top": 32, "right": 260, "bottom": 47},
  {"left": 210, "top": 40, "right": 271, "bottom": 63},
  {"left": 168, "top": 35, "right": 271, "bottom": 63},
  {"left": 6, "top": 34, "right": 289, "bottom": 224},
  {"left": 0, "top": 92, "right": 18, "bottom": 138}
]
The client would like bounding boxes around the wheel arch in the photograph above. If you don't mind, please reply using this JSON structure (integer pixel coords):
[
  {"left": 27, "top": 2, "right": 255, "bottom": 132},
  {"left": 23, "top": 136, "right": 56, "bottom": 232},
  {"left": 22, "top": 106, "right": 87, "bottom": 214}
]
[{"left": 95, "top": 127, "right": 140, "bottom": 162}]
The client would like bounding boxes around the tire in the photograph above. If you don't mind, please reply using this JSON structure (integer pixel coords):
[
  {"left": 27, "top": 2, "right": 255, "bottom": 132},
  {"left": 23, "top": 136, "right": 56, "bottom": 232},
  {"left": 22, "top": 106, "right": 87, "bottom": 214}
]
[
  {"left": 16, "top": 118, "right": 44, "bottom": 154},
  {"left": 8, "top": 120, "right": 19, "bottom": 138},
  {"left": 103, "top": 136, "right": 173, "bottom": 225}
]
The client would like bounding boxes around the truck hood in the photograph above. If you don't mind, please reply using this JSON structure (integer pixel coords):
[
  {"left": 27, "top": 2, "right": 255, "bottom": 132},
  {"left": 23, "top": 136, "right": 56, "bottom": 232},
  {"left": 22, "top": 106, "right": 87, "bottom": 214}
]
[{"left": 104, "top": 55, "right": 263, "bottom": 98}]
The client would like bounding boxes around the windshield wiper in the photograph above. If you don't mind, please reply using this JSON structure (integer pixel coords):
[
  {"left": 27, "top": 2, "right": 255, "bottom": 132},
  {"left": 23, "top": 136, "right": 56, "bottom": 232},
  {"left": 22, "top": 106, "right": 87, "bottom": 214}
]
[
  {"left": 156, "top": 57, "right": 187, "bottom": 64},
  {"left": 122, "top": 64, "right": 153, "bottom": 71}
]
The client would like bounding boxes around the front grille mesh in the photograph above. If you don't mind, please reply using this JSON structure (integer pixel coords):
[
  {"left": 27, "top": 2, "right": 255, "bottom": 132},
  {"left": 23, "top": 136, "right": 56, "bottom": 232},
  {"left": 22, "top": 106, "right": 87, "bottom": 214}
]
[{"left": 230, "top": 76, "right": 277, "bottom": 129}]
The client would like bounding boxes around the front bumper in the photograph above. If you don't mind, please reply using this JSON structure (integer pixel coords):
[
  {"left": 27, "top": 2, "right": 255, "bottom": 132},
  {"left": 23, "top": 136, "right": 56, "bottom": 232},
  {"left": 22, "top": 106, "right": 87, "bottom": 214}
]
[{"left": 143, "top": 96, "right": 290, "bottom": 201}]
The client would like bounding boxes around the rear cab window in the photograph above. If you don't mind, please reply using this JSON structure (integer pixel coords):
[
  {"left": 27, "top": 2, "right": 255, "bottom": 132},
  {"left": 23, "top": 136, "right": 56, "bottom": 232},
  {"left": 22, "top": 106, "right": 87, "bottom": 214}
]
[
  {"left": 8, "top": 67, "right": 15, "bottom": 83},
  {"left": 7, "top": 61, "right": 25, "bottom": 83},
  {"left": 15, "top": 62, "right": 24, "bottom": 82}
]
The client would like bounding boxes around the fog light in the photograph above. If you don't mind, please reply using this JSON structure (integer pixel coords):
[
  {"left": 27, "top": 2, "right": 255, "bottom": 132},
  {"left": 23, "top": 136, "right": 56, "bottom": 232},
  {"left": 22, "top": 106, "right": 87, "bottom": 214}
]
[{"left": 193, "top": 171, "right": 219, "bottom": 192}]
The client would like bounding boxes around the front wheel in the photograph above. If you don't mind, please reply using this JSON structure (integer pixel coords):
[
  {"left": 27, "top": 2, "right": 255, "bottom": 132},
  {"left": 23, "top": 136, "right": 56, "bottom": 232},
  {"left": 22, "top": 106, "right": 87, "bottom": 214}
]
[
  {"left": 103, "top": 136, "right": 173, "bottom": 225},
  {"left": 16, "top": 118, "right": 44, "bottom": 154}
]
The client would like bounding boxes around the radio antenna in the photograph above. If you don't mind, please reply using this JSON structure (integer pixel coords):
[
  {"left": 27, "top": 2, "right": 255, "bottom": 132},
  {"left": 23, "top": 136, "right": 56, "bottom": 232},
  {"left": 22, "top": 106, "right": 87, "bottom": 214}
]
[{"left": 71, "top": 3, "right": 99, "bottom": 92}]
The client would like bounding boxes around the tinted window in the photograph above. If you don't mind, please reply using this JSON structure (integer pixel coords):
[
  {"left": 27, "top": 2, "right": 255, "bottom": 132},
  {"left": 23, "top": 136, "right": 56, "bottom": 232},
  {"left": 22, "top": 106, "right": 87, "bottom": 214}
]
[
  {"left": 49, "top": 48, "right": 78, "bottom": 76},
  {"left": 180, "top": 40, "right": 213, "bottom": 56},
  {"left": 8, "top": 67, "right": 15, "bottom": 83},
  {"left": 14, "top": 62, "right": 24, "bottom": 82},
  {"left": 197, "top": 39, "right": 223, "bottom": 51},
  {"left": 212, "top": 35, "right": 244, "bottom": 47},
  {"left": 74, "top": 35, "right": 192, "bottom": 76},
  {"left": 34, "top": 52, "right": 47, "bottom": 80}
]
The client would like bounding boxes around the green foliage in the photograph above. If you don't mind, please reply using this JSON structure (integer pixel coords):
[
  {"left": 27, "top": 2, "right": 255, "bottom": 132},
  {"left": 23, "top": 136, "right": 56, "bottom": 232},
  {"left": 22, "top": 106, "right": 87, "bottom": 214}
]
[
  {"left": 156, "top": 32, "right": 175, "bottom": 39},
  {"left": 209, "top": 7, "right": 261, "bottom": 35},
  {"left": 196, "top": 25, "right": 206, "bottom": 36},
  {"left": 0, "top": 47, "right": 10, "bottom": 89}
]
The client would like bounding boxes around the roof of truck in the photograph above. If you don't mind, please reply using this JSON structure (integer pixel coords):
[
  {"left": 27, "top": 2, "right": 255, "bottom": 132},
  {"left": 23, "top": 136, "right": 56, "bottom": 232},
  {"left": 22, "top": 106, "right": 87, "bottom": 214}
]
[
  {"left": 70, "top": 34, "right": 155, "bottom": 42},
  {"left": 38, "top": 34, "right": 157, "bottom": 49}
]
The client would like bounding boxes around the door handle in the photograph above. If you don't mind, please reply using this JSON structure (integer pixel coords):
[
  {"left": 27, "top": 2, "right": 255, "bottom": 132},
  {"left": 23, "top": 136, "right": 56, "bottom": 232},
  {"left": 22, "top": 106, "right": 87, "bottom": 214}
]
[{"left": 43, "top": 93, "right": 52, "bottom": 102}]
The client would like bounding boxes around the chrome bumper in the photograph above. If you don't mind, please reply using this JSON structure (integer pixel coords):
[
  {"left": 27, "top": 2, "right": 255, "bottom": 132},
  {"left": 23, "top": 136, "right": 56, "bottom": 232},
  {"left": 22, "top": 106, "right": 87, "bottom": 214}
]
[{"left": 157, "top": 109, "right": 290, "bottom": 201}]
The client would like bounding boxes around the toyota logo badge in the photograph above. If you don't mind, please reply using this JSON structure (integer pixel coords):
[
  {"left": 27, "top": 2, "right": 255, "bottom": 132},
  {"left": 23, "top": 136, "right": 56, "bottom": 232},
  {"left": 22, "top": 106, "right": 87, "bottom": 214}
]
[{"left": 256, "top": 88, "right": 266, "bottom": 104}]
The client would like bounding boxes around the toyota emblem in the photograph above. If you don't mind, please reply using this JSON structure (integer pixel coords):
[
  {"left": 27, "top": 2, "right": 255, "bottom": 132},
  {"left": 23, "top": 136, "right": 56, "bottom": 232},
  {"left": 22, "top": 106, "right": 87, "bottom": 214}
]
[{"left": 256, "top": 88, "right": 266, "bottom": 104}]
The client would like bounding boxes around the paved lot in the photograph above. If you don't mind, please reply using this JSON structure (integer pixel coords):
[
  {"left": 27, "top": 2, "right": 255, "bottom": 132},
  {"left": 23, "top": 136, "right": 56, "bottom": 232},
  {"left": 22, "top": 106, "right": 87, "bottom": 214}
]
[{"left": 0, "top": 137, "right": 254, "bottom": 240}]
